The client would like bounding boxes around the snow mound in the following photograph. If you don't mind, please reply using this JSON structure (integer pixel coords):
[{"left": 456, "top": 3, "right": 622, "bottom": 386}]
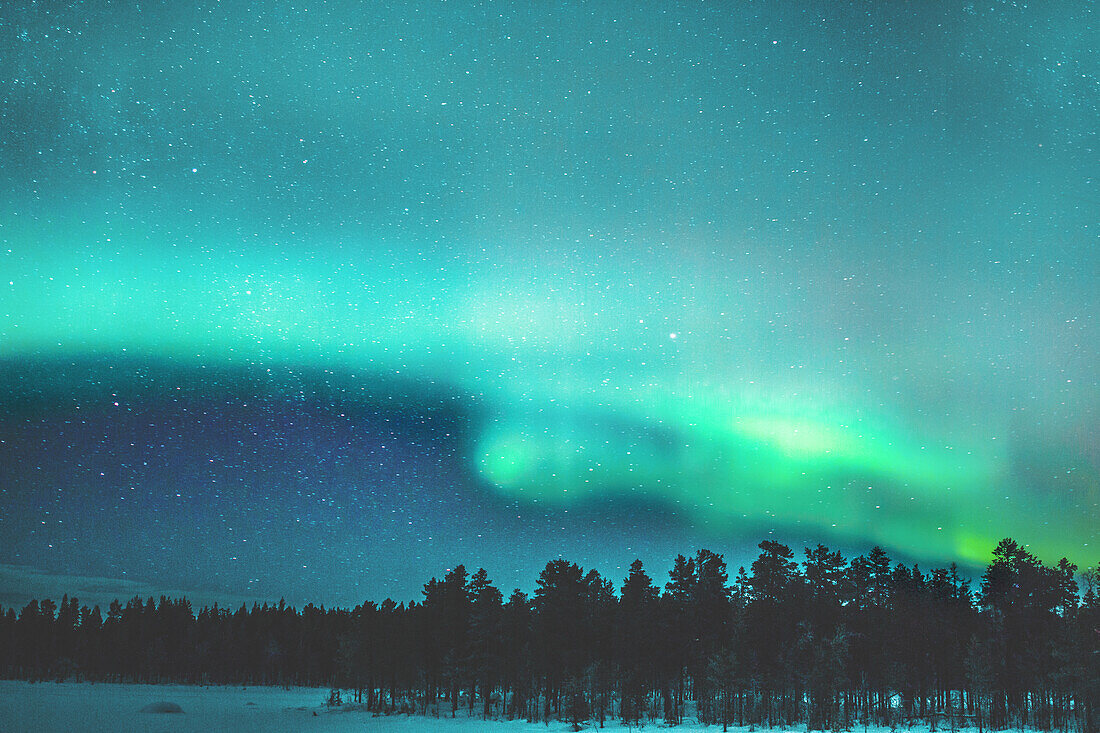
[{"left": 140, "top": 701, "right": 184, "bottom": 714}]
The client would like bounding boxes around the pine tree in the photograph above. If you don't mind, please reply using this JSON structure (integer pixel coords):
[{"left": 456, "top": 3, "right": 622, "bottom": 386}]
[
  {"left": 616, "top": 559, "right": 659, "bottom": 723},
  {"left": 747, "top": 540, "right": 801, "bottom": 726},
  {"left": 533, "top": 560, "right": 588, "bottom": 721},
  {"left": 501, "top": 589, "right": 532, "bottom": 720},
  {"left": 468, "top": 568, "right": 504, "bottom": 717}
]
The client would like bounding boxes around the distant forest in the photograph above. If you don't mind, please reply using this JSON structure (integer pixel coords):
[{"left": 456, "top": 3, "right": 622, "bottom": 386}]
[{"left": 2, "top": 538, "right": 1097, "bottom": 731}]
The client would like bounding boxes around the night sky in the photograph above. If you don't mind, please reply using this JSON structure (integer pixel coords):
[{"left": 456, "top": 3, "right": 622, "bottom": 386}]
[{"left": 1, "top": 1, "right": 1096, "bottom": 610}]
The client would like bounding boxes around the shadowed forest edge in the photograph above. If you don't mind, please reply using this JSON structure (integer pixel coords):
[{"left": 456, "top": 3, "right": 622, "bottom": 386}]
[{"left": 3, "top": 538, "right": 1098, "bottom": 731}]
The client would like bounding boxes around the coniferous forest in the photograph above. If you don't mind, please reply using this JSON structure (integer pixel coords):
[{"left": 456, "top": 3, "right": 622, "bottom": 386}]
[{"left": 2, "top": 538, "right": 1097, "bottom": 732}]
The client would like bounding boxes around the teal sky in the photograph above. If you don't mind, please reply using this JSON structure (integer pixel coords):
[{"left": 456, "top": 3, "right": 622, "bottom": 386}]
[{"left": 0, "top": 1, "right": 1096, "bottom": 606}]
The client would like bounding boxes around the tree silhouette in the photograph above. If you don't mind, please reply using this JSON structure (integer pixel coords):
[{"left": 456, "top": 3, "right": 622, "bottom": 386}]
[{"left": 0, "top": 537, "right": 1095, "bottom": 731}]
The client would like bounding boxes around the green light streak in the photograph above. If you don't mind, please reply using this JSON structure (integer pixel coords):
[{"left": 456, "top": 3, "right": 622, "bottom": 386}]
[{"left": 2, "top": 225, "right": 1095, "bottom": 568}]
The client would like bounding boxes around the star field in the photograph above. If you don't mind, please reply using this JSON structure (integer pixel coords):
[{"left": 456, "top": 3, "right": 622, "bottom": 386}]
[{"left": 0, "top": 1, "right": 1096, "bottom": 607}]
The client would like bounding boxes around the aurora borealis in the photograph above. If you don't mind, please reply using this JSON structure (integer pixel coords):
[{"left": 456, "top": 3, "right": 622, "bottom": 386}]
[{"left": 1, "top": 1, "right": 1096, "bottom": 608}]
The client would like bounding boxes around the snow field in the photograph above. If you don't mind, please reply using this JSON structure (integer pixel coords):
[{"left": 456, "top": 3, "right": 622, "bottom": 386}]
[{"left": 0, "top": 681, "right": 995, "bottom": 733}]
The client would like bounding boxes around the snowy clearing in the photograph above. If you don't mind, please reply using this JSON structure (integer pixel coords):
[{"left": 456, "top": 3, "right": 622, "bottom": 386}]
[{"left": 0, "top": 681, "right": 994, "bottom": 733}]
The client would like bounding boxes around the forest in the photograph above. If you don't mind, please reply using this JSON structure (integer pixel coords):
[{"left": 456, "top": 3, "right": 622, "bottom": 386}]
[{"left": 1, "top": 538, "right": 1097, "bottom": 731}]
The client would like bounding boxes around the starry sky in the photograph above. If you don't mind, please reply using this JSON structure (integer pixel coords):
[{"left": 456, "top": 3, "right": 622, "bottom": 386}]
[{"left": 1, "top": 1, "right": 1096, "bottom": 609}]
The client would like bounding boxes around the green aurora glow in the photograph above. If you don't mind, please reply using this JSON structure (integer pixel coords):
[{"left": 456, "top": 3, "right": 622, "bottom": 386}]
[
  {"left": 0, "top": 0, "right": 1095, "bottom": 604},
  {"left": 2, "top": 224, "right": 1094, "bottom": 568}
]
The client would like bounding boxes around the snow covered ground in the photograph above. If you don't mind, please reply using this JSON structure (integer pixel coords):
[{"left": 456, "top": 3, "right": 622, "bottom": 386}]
[{"left": 0, "top": 681, "right": 987, "bottom": 733}]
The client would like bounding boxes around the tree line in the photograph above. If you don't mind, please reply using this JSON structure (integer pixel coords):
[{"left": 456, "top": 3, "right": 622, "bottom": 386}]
[{"left": 1, "top": 537, "right": 1097, "bottom": 731}]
